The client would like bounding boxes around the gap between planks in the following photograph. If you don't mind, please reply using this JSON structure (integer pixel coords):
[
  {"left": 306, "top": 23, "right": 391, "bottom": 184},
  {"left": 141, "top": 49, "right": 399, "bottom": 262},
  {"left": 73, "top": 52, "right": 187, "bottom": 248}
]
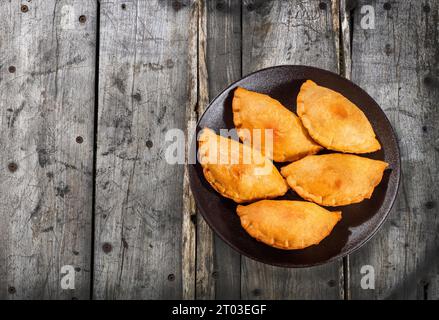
[{"left": 90, "top": 0, "right": 102, "bottom": 300}]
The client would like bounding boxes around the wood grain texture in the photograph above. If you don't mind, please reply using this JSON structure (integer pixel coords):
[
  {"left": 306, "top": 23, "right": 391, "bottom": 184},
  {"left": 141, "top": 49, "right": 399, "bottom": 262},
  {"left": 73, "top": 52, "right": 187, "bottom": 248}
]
[
  {"left": 347, "top": 0, "right": 439, "bottom": 299},
  {"left": 0, "top": 0, "right": 96, "bottom": 299},
  {"left": 182, "top": 0, "right": 199, "bottom": 301},
  {"left": 195, "top": 0, "right": 215, "bottom": 300},
  {"left": 93, "top": 0, "right": 195, "bottom": 299},
  {"left": 340, "top": 0, "right": 352, "bottom": 78},
  {"left": 241, "top": 0, "right": 344, "bottom": 299},
  {"left": 207, "top": 0, "right": 242, "bottom": 300},
  {"left": 195, "top": 0, "right": 242, "bottom": 300},
  {"left": 339, "top": 0, "right": 353, "bottom": 299},
  {"left": 1, "top": 0, "right": 436, "bottom": 301}
]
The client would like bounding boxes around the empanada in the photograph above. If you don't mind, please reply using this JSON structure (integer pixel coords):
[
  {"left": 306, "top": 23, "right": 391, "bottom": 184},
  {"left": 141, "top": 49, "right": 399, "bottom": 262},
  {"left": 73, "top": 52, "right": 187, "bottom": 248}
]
[
  {"left": 237, "top": 200, "right": 341, "bottom": 250},
  {"left": 232, "top": 87, "right": 322, "bottom": 162},
  {"left": 198, "top": 128, "right": 288, "bottom": 203},
  {"left": 281, "top": 154, "right": 388, "bottom": 206},
  {"left": 297, "top": 80, "right": 381, "bottom": 153}
]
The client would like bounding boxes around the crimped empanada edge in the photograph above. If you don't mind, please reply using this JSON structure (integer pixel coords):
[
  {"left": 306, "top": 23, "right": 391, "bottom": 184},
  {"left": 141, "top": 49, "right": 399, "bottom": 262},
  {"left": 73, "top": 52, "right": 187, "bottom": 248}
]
[
  {"left": 297, "top": 81, "right": 382, "bottom": 154},
  {"left": 237, "top": 205, "right": 342, "bottom": 250},
  {"left": 234, "top": 88, "right": 322, "bottom": 162},
  {"left": 282, "top": 161, "right": 388, "bottom": 206},
  {"left": 199, "top": 131, "right": 288, "bottom": 203}
]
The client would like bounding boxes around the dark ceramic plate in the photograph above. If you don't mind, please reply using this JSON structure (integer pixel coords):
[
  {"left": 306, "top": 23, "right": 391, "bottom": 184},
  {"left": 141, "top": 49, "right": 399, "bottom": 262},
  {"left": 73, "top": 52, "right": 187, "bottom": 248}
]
[{"left": 188, "top": 65, "right": 400, "bottom": 267}]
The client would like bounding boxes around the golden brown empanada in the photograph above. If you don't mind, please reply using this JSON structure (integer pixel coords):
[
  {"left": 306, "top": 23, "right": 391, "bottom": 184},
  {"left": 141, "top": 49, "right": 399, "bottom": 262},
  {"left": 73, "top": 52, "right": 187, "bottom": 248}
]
[
  {"left": 281, "top": 154, "right": 388, "bottom": 206},
  {"left": 232, "top": 87, "right": 322, "bottom": 162},
  {"left": 198, "top": 128, "right": 288, "bottom": 203},
  {"left": 237, "top": 200, "right": 341, "bottom": 250},
  {"left": 297, "top": 80, "right": 381, "bottom": 153}
]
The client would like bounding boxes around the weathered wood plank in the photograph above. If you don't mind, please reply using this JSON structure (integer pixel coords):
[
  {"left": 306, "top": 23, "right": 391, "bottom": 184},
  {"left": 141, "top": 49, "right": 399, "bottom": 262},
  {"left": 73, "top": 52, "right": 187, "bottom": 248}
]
[
  {"left": 340, "top": 0, "right": 353, "bottom": 300},
  {"left": 0, "top": 0, "right": 96, "bottom": 299},
  {"left": 241, "top": 0, "right": 344, "bottom": 299},
  {"left": 347, "top": 0, "right": 439, "bottom": 299},
  {"left": 195, "top": 0, "right": 215, "bottom": 300},
  {"left": 93, "top": 0, "right": 196, "bottom": 299},
  {"left": 195, "top": 0, "right": 242, "bottom": 300},
  {"left": 182, "top": 0, "right": 199, "bottom": 301}
]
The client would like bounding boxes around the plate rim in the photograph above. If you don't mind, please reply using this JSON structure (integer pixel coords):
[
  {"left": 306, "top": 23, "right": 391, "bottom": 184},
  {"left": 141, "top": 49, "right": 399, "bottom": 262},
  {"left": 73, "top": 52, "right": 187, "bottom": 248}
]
[{"left": 189, "top": 64, "right": 401, "bottom": 268}]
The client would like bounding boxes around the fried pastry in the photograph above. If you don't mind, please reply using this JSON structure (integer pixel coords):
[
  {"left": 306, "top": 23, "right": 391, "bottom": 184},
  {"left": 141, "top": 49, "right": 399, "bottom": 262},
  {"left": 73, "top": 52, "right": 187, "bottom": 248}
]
[
  {"left": 198, "top": 128, "right": 288, "bottom": 203},
  {"left": 297, "top": 80, "right": 381, "bottom": 153},
  {"left": 281, "top": 154, "right": 388, "bottom": 206},
  {"left": 237, "top": 200, "right": 341, "bottom": 250},
  {"left": 232, "top": 87, "right": 322, "bottom": 162}
]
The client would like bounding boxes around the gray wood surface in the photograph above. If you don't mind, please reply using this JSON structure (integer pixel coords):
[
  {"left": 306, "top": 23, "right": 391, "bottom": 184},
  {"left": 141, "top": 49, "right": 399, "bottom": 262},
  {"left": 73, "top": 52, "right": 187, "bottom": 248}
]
[
  {"left": 240, "top": 0, "right": 344, "bottom": 299},
  {"left": 182, "top": 0, "right": 199, "bottom": 301},
  {"left": 195, "top": 0, "right": 242, "bottom": 300},
  {"left": 0, "top": 0, "right": 96, "bottom": 299},
  {"left": 93, "top": 0, "right": 195, "bottom": 299},
  {"left": 195, "top": 0, "right": 216, "bottom": 299},
  {"left": 346, "top": 0, "right": 439, "bottom": 299},
  {"left": 339, "top": 0, "right": 352, "bottom": 299},
  {"left": 1, "top": 0, "right": 437, "bottom": 300}
]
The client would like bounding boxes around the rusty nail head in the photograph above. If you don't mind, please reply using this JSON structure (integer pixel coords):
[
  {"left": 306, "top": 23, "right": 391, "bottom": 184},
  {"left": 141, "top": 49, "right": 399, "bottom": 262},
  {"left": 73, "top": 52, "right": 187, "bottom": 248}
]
[
  {"left": 102, "top": 242, "right": 112, "bottom": 253},
  {"left": 252, "top": 288, "right": 261, "bottom": 296},
  {"left": 8, "top": 286, "right": 16, "bottom": 294},
  {"left": 167, "top": 274, "right": 175, "bottom": 281},
  {"left": 76, "top": 136, "right": 84, "bottom": 144},
  {"left": 328, "top": 279, "right": 337, "bottom": 287},
  {"left": 8, "top": 66, "right": 16, "bottom": 73},
  {"left": 246, "top": 3, "right": 254, "bottom": 11},
  {"left": 8, "top": 162, "right": 18, "bottom": 172},
  {"left": 21, "top": 5, "right": 28, "bottom": 13},
  {"left": 425, "top": 201, "right": 436, "bottom": 209},
  {"left": 79, "top": 15, "right": 86, "bottom": 23}
]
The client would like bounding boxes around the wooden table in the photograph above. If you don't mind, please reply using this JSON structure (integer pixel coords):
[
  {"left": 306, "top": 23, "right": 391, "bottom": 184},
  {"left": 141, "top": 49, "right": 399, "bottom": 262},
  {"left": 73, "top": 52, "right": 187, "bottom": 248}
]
[{"left": 0, "top": 0, "right": 437, "bottom": 300}]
